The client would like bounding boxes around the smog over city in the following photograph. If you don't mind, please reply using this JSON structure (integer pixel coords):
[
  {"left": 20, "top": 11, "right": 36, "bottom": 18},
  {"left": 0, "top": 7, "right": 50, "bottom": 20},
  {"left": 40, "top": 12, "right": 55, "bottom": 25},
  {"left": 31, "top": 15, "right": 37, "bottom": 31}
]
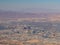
[{"left": 0, "top": 0, "right": 60, "bottom": 45}]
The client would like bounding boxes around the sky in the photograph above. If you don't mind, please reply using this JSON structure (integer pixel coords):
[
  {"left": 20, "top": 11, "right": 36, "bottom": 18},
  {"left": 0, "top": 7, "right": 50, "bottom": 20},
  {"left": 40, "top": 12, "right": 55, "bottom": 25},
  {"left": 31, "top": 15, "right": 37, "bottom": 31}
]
[{"left": 0, "top": 0, "right": 60, "bottom": 12}]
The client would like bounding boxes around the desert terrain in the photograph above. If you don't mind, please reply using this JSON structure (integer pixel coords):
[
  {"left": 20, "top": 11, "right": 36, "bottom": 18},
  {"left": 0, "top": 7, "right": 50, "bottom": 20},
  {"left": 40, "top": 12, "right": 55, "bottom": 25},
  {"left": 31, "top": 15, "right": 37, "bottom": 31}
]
[{"left": 0, "top": 16, "right": 60, "bottom": 45}]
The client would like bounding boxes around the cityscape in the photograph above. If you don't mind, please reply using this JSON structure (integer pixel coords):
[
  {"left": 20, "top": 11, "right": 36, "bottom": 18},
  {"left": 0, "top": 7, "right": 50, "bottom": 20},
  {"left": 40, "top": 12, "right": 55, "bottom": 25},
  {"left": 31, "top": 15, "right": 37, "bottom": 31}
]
[{"left": 0, "top": 0, "right": 60, "bottom": 45}]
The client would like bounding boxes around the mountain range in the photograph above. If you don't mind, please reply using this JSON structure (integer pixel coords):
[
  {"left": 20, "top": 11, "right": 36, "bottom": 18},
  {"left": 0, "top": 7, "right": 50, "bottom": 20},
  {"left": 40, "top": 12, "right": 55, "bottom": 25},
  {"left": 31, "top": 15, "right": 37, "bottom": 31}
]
[{"left": 0, "top": 10, "right": 60, "bottom": 19}]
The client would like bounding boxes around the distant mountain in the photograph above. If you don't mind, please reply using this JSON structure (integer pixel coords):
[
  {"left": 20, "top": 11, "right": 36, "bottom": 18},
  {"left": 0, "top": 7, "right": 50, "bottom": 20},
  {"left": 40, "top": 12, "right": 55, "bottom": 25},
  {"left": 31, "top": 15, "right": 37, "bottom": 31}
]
[
  {"left": 0, "top": 10, "right": 60, "bottom": 19},
  {"left": 0, "top": 10, "right": 43, "bottom": 18}
]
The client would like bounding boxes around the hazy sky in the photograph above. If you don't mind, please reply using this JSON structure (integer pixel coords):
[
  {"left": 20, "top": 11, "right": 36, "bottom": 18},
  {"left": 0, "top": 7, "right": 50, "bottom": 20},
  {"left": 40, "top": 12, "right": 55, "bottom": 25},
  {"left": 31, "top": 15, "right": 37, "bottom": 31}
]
[{"left": 0, "top": 0, "right": 60, "bottom": 12}]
